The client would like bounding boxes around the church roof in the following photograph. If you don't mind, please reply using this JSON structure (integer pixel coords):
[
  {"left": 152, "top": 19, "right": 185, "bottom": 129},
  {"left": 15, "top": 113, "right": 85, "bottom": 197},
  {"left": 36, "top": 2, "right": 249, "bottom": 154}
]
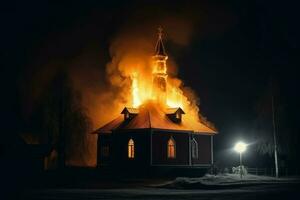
[{"left": 93, "top": 101, "right": 217, "bottom": 135}]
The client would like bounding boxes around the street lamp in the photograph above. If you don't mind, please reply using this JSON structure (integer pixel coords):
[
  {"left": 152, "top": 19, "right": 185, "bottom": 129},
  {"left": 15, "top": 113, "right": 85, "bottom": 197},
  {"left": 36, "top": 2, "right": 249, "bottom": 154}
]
[{"left": 234, "top": 141, "right": 247, "bottom": 179}]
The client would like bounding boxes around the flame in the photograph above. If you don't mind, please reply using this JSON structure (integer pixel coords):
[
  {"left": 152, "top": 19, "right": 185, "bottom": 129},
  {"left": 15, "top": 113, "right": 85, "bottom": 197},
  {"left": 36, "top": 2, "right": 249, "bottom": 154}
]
[
  {"left": 130, "top": 65, "right": 184, "bottom": 109},
  {"left": 105, "top": 28, "right": 209, "bottom": 131},
  {"left": 166, "top": 86, "right": 183, "bottom": 108},
  {"left": 129, "top": 44, "right": 184, "bottom": 109},
  {"left": 153, "top": 60, "right": 167, "bottom": 74},
  {"left": 131, "top": 72, "right": 141, "bottom": 107}
]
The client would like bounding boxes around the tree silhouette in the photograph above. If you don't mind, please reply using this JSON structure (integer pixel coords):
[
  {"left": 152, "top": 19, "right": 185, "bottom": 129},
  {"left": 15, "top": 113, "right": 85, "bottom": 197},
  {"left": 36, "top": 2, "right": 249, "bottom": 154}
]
[{"left": 27, "top": 69, "right": 93, "bottom": 169}]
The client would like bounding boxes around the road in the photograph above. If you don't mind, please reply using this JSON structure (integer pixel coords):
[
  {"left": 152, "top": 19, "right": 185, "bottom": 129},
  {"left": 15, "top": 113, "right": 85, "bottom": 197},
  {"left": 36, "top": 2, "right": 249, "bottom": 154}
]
[{"left": 22, "top": 182, "right": 300, "bottom": 200}]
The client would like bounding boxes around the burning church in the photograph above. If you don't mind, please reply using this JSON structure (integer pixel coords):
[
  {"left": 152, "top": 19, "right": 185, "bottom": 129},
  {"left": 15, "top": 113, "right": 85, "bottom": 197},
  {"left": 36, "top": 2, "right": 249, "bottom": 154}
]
[{"left": 93, "top": 28, "right": 217, "bottom": 174}]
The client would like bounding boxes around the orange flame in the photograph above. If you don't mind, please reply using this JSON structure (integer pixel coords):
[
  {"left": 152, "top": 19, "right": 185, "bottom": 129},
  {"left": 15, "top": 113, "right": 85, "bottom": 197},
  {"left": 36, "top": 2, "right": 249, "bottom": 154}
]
[
  {"left": 166, "top": 86, "right": 183, "bottom": 108},
  {"left": 105, "top": 28, "right": 206, "bottom": 131},
  {"left": 130, "top": 64, "right": 184, "bottom": 109},
  {"left": 131, "top": 72, "right": 141, "bottom": 107}
]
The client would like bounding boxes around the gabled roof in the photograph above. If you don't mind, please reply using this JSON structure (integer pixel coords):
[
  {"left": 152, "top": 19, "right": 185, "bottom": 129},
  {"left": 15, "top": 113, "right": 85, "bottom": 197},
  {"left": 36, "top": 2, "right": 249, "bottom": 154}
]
[
  {"left": 165, "top": 107, "right": 185, "bottom": 115},
  {"left": 121, "top": 107, "right": 139, "bottom": 114},
  {"left": 93, "top": 101, "right": 217, "bottom": 135}
]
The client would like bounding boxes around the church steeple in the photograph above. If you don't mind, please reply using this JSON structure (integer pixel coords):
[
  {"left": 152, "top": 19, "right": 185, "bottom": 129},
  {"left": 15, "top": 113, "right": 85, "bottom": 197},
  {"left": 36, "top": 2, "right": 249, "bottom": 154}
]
[
  {"left": 152, "top": 27, "right": 168, "bottom": 105},
  {"left": 155, "top": 27, "right": 167, "bottom": 56}
]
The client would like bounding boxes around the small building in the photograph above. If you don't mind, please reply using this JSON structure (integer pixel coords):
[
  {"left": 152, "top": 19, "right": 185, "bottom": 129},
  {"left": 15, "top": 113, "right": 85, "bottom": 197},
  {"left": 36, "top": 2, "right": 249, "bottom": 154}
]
[{"left": 92, "top": 29, "right": 217, "bottom": 175}]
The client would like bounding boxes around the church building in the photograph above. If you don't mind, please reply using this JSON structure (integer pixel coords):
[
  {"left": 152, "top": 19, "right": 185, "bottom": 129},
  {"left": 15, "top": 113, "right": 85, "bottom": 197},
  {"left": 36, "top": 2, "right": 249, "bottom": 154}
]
[{"left": 92, "top": 29, "right": 217, "bottom": 174}]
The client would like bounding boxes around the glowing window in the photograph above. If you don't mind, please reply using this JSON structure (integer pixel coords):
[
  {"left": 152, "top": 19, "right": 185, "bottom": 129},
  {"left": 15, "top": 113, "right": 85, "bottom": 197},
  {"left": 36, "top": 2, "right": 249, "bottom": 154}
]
[
  {"left": 167, "top": 137, "right": 176, "bottom": 159},
  {"left": 128, "top": 139, "right": 135, "bottom": 159},
  {"left": 191, "top": 138, "right": 198, "bottom": 159}
]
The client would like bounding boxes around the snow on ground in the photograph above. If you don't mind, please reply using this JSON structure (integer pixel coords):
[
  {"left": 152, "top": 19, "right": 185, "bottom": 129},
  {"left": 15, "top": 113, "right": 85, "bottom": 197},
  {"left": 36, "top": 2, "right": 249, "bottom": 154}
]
[
  {"left": 156, "top": 173, "right": 300, "bottom": 189},
  {"left": 21, "top": 174, "right": 300, "bottom": 199},
  {"left": 186, "top": 173, "right": 277, "bottom": 184},
  {"left": 23, "top": 183, "right": 300, "bottom": 200}
]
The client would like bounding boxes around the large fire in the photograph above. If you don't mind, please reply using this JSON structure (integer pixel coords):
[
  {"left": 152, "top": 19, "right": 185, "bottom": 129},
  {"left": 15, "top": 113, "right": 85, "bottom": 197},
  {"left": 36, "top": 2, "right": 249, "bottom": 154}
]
[
  {"left": 103, "top": 27, "right": 214, "bottom": 135},
  {"left": 131, "top": 71, "right": 141, "bottom": 107},
  {"left": 130, "top": 28, "right": 185, "bottom": 109},
  {"left": 130, "top": 71, "right": 184, "bottom": 108}
]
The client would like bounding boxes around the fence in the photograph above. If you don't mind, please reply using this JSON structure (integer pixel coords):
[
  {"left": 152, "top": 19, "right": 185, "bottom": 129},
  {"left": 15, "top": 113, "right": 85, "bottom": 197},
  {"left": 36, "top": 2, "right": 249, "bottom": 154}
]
[{"left": 247, "top": 167, "right": 300, "bottom": 177}]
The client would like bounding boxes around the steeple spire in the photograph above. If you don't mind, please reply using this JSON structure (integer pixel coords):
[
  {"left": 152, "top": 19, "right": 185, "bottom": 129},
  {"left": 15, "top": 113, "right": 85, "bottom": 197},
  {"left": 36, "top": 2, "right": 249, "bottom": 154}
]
[
  {"left": 152, "top": 27, "right": 168, "bottom": 105},
  {"left": 155, "top": 26, "right": 167, "bottom": 56}
]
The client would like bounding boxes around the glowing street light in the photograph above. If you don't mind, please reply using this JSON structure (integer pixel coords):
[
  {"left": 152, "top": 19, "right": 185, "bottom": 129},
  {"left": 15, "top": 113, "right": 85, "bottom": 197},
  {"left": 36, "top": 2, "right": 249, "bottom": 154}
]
[
  {"left": 234, "top": 141, "right": 247, "bottom": 179},
  {"left": 234, "top": 142, "right": 247, "bottom": 154}
]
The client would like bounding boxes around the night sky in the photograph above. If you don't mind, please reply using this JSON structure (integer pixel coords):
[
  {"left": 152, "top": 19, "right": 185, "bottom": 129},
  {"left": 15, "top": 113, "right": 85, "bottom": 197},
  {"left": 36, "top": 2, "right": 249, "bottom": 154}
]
[{"left": 2, "top": 0, "right": 300, "bottom": 168}]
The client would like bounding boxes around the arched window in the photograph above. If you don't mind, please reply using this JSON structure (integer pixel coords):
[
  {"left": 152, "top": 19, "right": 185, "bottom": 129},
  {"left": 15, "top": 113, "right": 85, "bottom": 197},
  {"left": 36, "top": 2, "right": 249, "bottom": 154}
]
[
  {"left": 167, "top": 137, "right": 176, "bottom": 159},
  {"left": 191, "top": 138, "right": 198, "bottom": 159},
  {"left": 128, "top": 139, "right": 135, "bottom": 159}
]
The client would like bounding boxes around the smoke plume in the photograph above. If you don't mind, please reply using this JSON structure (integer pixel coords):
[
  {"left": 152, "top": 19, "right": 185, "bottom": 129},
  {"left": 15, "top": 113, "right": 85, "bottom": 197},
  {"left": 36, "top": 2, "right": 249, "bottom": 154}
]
[{"left": 20, "top": 2, "right": 233, "bottom": 166}]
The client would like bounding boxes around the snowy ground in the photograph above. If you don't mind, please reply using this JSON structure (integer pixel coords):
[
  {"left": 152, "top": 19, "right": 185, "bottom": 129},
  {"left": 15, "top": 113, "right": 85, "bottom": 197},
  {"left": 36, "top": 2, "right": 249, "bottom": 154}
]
[
  {"left": 22, "top": 184, "right": 300, "bottom": 200},
  {"left": 157, "top": 173, "right": 300, "bottom": 189},
  {"left": 18, "top": 174, "right": 300, "bottom": 200}
]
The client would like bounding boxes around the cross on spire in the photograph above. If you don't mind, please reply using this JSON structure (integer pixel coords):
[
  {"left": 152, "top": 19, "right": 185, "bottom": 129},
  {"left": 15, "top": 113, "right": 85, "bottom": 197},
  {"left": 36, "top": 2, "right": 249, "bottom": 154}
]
[{"left": 158, "top": 26, "right": 163, "bottom": 39}]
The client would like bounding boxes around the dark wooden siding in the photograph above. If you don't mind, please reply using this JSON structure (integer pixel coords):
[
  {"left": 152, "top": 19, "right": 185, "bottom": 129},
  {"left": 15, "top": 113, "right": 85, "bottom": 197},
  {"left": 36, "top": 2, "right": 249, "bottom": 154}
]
[
  {"left": 192, "top": 134, "right": 211, "bottom": 165},
  {"left": 98, "top": 130, "right": 212, "bottom": 169},
  {"left": 152, "top": 131, "right": 189, "bottom": 165},
  {"left": 98, "top": 134, "right": 111, "bottom": 166},
  {"left": 112, "top": 130, "right": 151, "bottom": 168}
]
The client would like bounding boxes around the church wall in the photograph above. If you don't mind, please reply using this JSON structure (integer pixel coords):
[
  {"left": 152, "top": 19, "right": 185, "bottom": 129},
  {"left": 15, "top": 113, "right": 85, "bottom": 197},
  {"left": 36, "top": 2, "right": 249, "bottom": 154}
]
[
  {"left": 111, "top": 129, "right": 151, "bottom": 169},
  {"left": 152, "top": 131, "right": 190, "bottom": 165},
  {"left": 191, "top": 134, "right": 211, "bottom": 165},
  {"left": 97, "top": 130, "right": 213, "bottom": 170},
  {"left": 97, "top": 134, "right": 111, "bottom": 167}
]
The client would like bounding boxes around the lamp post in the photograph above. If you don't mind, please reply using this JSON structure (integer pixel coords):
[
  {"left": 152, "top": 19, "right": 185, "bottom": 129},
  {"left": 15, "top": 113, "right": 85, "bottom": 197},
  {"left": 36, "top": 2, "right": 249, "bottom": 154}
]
[{"left": 234, "top": 141, "right": 247, "bottom": 179}]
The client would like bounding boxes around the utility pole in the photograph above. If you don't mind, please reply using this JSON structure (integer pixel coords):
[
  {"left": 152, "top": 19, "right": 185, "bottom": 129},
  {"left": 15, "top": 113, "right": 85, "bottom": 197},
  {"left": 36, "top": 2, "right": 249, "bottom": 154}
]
[
  {"left": 58, "top": 71, "right": 66, "bottom": 170},
  {"left": 240, "top": 152, "right": 243, "bottom": 179},
  {"left": 271, "top": 79, "right": 279, "bottom": 178}
]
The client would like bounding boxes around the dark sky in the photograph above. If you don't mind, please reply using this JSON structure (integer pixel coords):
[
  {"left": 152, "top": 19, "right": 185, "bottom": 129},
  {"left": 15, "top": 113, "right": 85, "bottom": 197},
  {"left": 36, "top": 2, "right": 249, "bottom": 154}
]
[{"left": 2, "top": 0, "right": 300, "bottom": 166}]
